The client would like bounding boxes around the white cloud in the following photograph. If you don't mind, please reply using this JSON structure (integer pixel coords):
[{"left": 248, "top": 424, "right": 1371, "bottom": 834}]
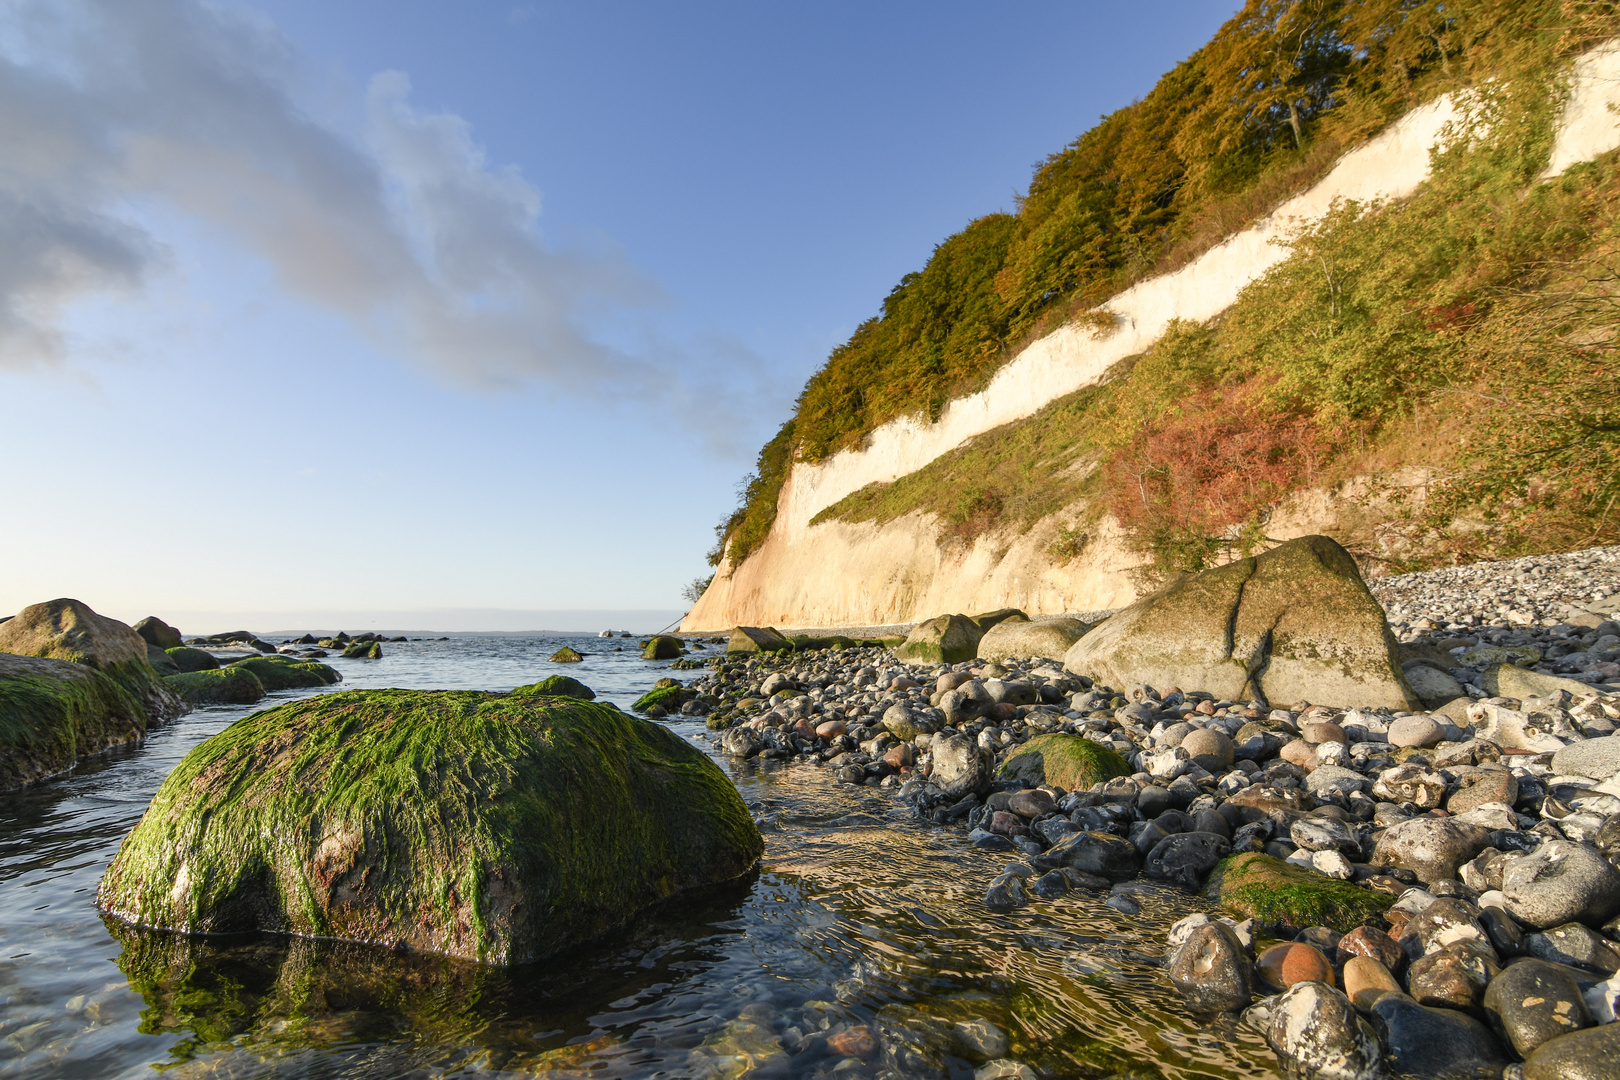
[{"left": 0, "top": 0, "right": 752, "bottom": 424}]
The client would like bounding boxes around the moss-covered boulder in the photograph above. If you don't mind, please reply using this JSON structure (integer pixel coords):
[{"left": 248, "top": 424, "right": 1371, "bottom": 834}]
[
  {"left": 512, "top": 676, "right": 595, "bottom": 700},
  {"left": 0, "top": 598, "right": 187, "bottom": 723},
  {"left": 1064, "top": 536, "right": 1417, "bottom": 709},
  {"left": 342, "top": 641, "right": 382, "bottom": 659},
  {"left": 0, "top": 653, "right": 148, "bottom": 789},
  {"left": 97, "top": 690, "right": 762, "bottom": 963},
  {"left": 133, "top": 617, "right": 184, "bottom": 651},
  {"left": 229, "top": 655, "right": 341, "bottom": 691},
  {"left": 897, "top": 614, "right": 984, "bottom": 665},
  {"left": 633, "top": 685, "right": 690, "bottom": 714},
  {"left": 641, "top": 635, "right": 684, "bottom": 660},
  {"left": 728, "top": 626, "right": 791, "bottom": 654},
  {"left": 997, "top": 734, "right": 1130, "bottom": 791},
  {"left": 549, "top": 646, "right": 585, "bottom": 663},
  {"left": 166, "top": 667, "right": 267, "bottom": 707},
  {"left": 1205, "top": 853, "right": 1389, "bottom": 931},
  {"left": 166, "top": 646, "right": 220, "bottom": 673},
  {"left": 978, "top": 618, "right": 1092, "bottom": 663}
]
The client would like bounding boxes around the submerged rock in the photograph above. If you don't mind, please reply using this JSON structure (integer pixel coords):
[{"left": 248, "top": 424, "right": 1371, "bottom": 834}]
[
  {"left": 515, "top": 675, "right": 595, "bottom": 700},
  {"left": 1204, "top": 853, "right": 1389, "bottom": 931},
  {"left": 549, "top": 646, "right": 585, "bottom": 663},
  {"left": 1063, "top": 535, "right": 1417, "bottom": 710},
  {"left": 1165, "top": 920, "right": 1253, "bottom": 1012},
  {"left": 97, "top": 690, "right": 762, "bottom": 963}
]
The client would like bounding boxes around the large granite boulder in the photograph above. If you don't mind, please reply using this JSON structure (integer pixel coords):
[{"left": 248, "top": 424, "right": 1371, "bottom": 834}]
[
  {"left": 1063, "top": 536, "right": 1416, "bottom": 709},
  {"left": 98, "top": 689, "right": 763, "bottom": 963},
  {"left": 133, "top": 617, "right": 184, "bottom": 651},
  {"left": 897, "top": 614, "right": 983, "bottom": 665},
  {"left": 977, "top": 618, "right": 1092, "bottom": 663},
  {"left": 727, "top": 626, "right": 792, "bottom": 654},
  {"left": 0, "top": 653, "right": 148, "bottom": 789},
  {"left": 0, "top": 598, "right": 187, "bottom": 724}
]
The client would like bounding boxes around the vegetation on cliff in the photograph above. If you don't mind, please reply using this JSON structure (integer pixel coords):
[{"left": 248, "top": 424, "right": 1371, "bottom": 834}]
[{"left": 716, "top": 0, "right": 1618, "bottom": 572}]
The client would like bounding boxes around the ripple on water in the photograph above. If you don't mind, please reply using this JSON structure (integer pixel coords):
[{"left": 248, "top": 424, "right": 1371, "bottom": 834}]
[{"left": 0, "top": 636, "right": 1281, "bottom": 1079}]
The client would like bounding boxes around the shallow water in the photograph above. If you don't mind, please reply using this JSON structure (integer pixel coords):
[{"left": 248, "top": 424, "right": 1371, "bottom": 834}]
[{"left": 0, "top": 636, "right": 1281, "bottom": 1078}]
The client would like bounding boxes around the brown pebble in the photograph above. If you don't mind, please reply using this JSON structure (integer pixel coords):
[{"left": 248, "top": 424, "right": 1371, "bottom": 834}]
[
  {"left": 1280, "top": 739, "right": 1318, "bottom": 770},
  {"left": 1343, "top": 955, "right": 1402, "bottom": 1009},
  {"left": 827, "top": 1025, "right": 877, "bottom": 1058},
  {"left": 1338, "top": 925, "right": 1405, "bottom": 974},
  {"left": 1303, "top": 721, "right": 1347, "bottom": 745},
  {"left": 815, "top": 720, "right": 847, "bottom": 740},
  {"left": 1256, "top": 942, "right": 1336, "bottom": 991}
]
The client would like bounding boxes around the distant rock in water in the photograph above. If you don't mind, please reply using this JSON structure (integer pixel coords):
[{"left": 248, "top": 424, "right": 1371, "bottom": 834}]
[
  {"left": 165, "top": 647, "right": 219, "bottom": 673},
  {"left": 228, "top": 655, "right": 341, "bottom": 691},
  {"left": 187, "top": 631, "right": 277, "bottom": 653},
  {"left": 549, "top": 646, "right": 585, "bottom": 663},
  {"left": 0, "top": 598, "right": 187, "bottom": 725},
  {"left": 641, "top": 635, "right": 684, "bottom": 660},
  {"left": 342, "top": 641, "right": 382, "bottom": 659},
  {"left": 165, "top": 667, "right": 266, "bottom": 707},
  {"left": 133, "top": 617, "right": 183, "bottom": 651},
  {"left": 1064, "top": 536, "right": 1417, "bottom": 710},
  {"left": 97, "top": 690, "right": 763, "bottom": 963},
  {"left": 515, "top": 676, "right": 595, "bottom": 700}
]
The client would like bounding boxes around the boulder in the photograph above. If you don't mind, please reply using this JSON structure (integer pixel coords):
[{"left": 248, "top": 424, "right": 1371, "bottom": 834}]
[
  {"left": 342, "top": 641, "right": 383, "bottom": 659},
  {"left": 165, "top": 668, "right": 267, "bottom": 707},
  {"left": 931, "top": 733, "right": 992, "bottom": 799},
  {"left": 971, "top": 608, "right": 1028, "bottom": 632},
  {"left": 1205, "top": 853, "right": 1390, "bottom": 931},
  {"left": 1402, "top": 661, "right": 1466, "bottom": 708},
  {"left": 1062, "top": 536, "right": 1416, "bottom": 710},
  {"left": 1522, "top": 1022, "right": 1620, "bottom": 1080},
  {"left": 995, "top": 734, "right": 1129, "bottom": 792},
  {"left": 1144, "top": 832, "right": 1231, "bottom": 890},
  {"left": 1367, "top": 993, "right": 1506, "bottom": 1080},
  {"left": 1370, "top": 817, "right": 1494, "bottom": 885},
  {"left": 1553, "top": 736, "right": 1620, "bottom": 780},
  {"left": 640, "top": 635, "right": 684, "bottom": 660},
  {"left": 0, "top": 598, "right": 186, "bottom": 724},
  {"left": 1500, "top": 841, "right": 1620, "bottom": 929},
  {"left": 897, "top": 614, "right": 984, "bottom": 665},
  {"left": 145, "top": 643, "right": 180, "bottom": 677},
  {"left": 1032, "top": 831, "right": 1142, "bottom": 881},
  {"left": 549, "top": 647, "right": 585, "bottom": 663},
  {"left": 229, "top": 656, "right": 340, "bottom": 691},
  {"left": 1482, "top": 663, "right": 1605, "bottom": 701},
  {"left": 164, "top": 646, "right": 219, "bottom": 673},
  {"left": 96, "top": 690, "right": 763, "bottom": 963},
  {"left": 727, "top": 626, "right": 791, "bottom": 654},
  {"left": 1180, "top": 728, "right": 1234, "bottom": 773},
  {"left": 1483, "top": 959, "right": 1593, "bottom": 1057},
  {"left": 133, "top": 617, "right": 183, "bottom": 651},
  {"left": 976, "top": 618, "right": 1091, "bottom": 663},
  {"left": 1264, "top": 983, "right": 1381, "bottom": 1080},
  {"left": 513, "top": 676, "right": 595, "bottom": 700},
  {"left": 1165, "top": 921, "right": 1253, "bottom": 1012},
  {"left": 0, "top": 653, "right": 148, "bottom": 790}
]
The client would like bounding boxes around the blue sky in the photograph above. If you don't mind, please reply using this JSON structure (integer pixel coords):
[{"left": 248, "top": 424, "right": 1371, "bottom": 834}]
[{"left": 0, "top": 0, "right": 1234, "bottom": 633}]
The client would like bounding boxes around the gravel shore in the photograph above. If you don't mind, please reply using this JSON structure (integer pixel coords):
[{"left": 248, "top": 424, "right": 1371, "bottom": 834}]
[{"left": 650, "top": 545, "right": 1620, "bottom": 1077}]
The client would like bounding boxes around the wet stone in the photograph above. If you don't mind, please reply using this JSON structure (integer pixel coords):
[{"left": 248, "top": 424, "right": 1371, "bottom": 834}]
[
  {"left": 1143, "top": 832, "right": 1231, "bottom": 891},
  {"left": 1265, "top": 983, "right": 1381, "bottom": 1080},
  {"left": 1521, "top": 1020, "right": 1620, "bottom": 1080},
  {"left": 1165, "top": 921, "right": 1253, "bottom": 1013},
  {"left": 1483, "top": 958, "right": 1593, "bottom": 1058},
  {"left": 1368, "top": 992, "right": 1507, "bottom": 1080},
  {"left": 1256, "top": 942, "right": 1335, "bottom": 992},
  {"left": 1524, "top": 922, "right": 1620, "bottom": 974},
  {"left": 1338, "top": 925, "right": 1405, "bottom": 974}
]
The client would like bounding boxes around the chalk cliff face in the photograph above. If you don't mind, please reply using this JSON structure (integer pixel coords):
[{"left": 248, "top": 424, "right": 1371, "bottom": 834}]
[{"left": 682, "top": 41, "right": 1620, "bottom": 634}]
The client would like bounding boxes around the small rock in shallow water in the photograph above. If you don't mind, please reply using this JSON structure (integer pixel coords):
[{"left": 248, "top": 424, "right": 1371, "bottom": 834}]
[
  {"left": 1367, "top": 992, "right": 1507, "bottom": 1080},
  {"left": 1165, "top": 920, "right": 1253, "bottom": 1012},
  {"left": 1265, "top": 982, "right": 1381, "bottom": 1080},
  {"left": 1105, "top": 894, "right": 1140, "bottom": 914},
  {"left": 1256, "top": 941, "right": 1335, "bottom": 991}
]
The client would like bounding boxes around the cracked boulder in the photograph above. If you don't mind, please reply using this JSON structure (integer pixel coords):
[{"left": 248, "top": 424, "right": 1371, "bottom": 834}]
[{"left": 1063, "top": 536, "right": 1416, "bottom": 710}]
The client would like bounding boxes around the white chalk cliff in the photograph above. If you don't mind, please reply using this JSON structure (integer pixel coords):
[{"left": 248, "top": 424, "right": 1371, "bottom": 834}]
[{"left": 683, "top": 41, "right": 1620, "bottom": 633}]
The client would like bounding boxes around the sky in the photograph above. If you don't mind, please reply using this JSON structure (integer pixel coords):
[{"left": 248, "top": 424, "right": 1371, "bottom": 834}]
[{"left": 0, "top": 0, "right": 1236, "bottom": 633}]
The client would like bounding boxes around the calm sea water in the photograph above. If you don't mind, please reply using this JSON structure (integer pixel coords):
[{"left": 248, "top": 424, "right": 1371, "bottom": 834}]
[{"left": 0, "top": 636, "right": 1280, "bottom": 1079}]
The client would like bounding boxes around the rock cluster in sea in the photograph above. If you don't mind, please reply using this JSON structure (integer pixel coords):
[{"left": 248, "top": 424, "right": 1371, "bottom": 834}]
[{"left": 682, "top": 544, "right": 1620, "bottom": 1077}]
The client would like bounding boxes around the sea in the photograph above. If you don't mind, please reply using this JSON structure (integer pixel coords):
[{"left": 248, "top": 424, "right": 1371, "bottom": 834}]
[{"left": 0, "top": 634, "right": 1281, "bottom": 1078}]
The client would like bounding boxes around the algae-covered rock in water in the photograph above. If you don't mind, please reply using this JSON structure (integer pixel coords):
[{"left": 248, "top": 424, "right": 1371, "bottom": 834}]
[
  {"left": 511, "top": 675, "right": 595, "bottom": 700},
  {"left": 728, "top": 626, "right": 791, "bottom": 654},
  {"left": 633, "top": 685, "right": 690, "bottom": 713},
  {"left": 165, "top": 646, "right": 220, "bottom": 673},
  {"left": 133, "top": 616, "right": 184, "bottom": 651},
  {"left": 0, "top": 653, "right": 148, "bottom": 789},
  {"left": 549, "top": 646, "right": 585, "bottom": 663},
  {"left": 897, "top": 614, "right": 983, "bottom": 665},
  {"left": 229, "top": 655, "right": 340, "bottom": 691},
  {"left": 0, "top": 598, "right": 188, "bottom": 723},
  {"left": 641, "top": 635, "right": 684, "bottom": 660},
  {"left": 1064, "top": 536, "right": 1416, "bottom": 710},
  {"left": 997, "top": 734, "right": 1129, "bottom": 791},
  {"left": 166, "top": 667, "right": 267, "bottom": 707},
  {"left": 977, "top": 618, "right": 1092, "bottom": 663},
  {"left": 145, "top": 643, "right": 180, "bottom": 677},
  {"left": 342, "top": 640, "right": 382, "bottom": 659},
  {"left": 97, "top": 689, "right": 762, "bottom": 963},
  {"left": 1205, "top": 852, "right": 1389, "bottom": 931}
]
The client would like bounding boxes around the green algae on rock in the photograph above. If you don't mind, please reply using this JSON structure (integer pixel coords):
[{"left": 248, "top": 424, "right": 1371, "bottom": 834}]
[
  {"left": 97, "top": 689, "right": 763, "bottom": 963},
  {"left": 641, "top": 635, "right": 685, "bottom": 660},
  {"left": 165, "top": 667, "right": 267, "bottom": 707},
  {"left": 1205, "top": 852, "right": 1389, "bottom": 932},
  {"left": 997, "top": 733, "right": 1130, "bottom": 792},
  {"left": 512, "top": 675, "right": 595, "bottom": 700},
  {"left": 633, "top": 685, "right": 690, "bottom": 714},
  {"left": 165, "top": 646, "right": 219, "bottom": 673},
  {"left": 0, "top": 653, "right": 148, "bottom": 789},
  {"left": 0, "top": 597, "right": 188, "bottom": 724},
  {"left": 342, "top": 640, "right": 382, "bottom": 659},
  {"left": 228, "top": 655, "right": 340, "bottom": 691},
  {"left": 897, "top": 614, "right": 984, "bottom": 665},
  {"left": 549, "top": 646, "right": 585, "bottom": 663}
]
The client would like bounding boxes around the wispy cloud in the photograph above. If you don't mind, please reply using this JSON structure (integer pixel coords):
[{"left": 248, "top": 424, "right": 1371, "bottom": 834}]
[{"left": 0, "top": 0, "right": 767, "bottom": 444}]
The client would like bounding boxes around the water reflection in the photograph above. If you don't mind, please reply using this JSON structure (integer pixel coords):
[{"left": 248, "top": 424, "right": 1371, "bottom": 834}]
[{"left": 0, "top": 636, "right": 1284, "bottom": 1079}]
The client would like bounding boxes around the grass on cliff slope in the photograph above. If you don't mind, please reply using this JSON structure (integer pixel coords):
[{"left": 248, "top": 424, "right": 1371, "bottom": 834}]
[
  {"left": 713, "top": 0, "right": 1611, "bottom": 568},
  {"left": 812, "top": 98, "right": 1620, "bottom": 576}
]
